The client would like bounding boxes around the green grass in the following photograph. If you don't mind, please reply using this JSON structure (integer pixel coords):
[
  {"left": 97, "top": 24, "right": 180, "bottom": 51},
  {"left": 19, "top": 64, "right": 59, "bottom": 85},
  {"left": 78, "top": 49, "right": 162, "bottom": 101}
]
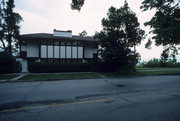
[
  {"left": 134, "top": 70, "right": 180, "bottom": 76},
  {"left": 0, "top": 75, "right": 19, "bottom": 80},
  {"left": 101, "top": 70, "right": 180, "bottom": 77},
  {"left": 136, "top": 67, "right": 180, "bottom": 70},
  {"left": 19, "top": 73, "right": 101, "bottom": 81}
]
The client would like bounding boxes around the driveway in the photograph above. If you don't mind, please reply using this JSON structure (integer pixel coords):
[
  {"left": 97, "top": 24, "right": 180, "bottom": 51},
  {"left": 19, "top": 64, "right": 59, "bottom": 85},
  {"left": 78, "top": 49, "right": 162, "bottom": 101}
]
[{"left": 0, "top": 75, "right": 180, "bottom": 121}]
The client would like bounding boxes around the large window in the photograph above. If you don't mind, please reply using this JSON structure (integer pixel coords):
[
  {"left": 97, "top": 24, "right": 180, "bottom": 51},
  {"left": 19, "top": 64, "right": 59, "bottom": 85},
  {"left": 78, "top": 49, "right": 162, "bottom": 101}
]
[
  {"left": 60, "top": 46, "right": 65, "bottom": 58},
  {"left": 48, "top": 46, "right": 53, "bottom": 58},
  {"left": 54, "top": 46, "right": 59, "bottom": 58},
  {"left": 78, "top": 47, "right": 83, "bottom": 58},
  {"left": 40, "top": 41, "right": 84, "bottom": 59},
  {"left": 72, "top": 46, "right": 77, "bottom": 58},
  {"left": 41, "top": 45, "right": 47, "bottom": 58},
  {"left": 66, "top": 46, "right": 71, "bottom": 58}
]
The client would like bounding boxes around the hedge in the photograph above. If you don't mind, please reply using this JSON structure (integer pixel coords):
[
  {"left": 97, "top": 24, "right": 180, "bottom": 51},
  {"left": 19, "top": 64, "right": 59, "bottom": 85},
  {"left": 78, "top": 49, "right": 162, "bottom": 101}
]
[
  {"left": 29, "top": 62, "right": 93, "bottom": 73},
  {"left": 0, "top": 52, "right": 22, "bottom": 74}
]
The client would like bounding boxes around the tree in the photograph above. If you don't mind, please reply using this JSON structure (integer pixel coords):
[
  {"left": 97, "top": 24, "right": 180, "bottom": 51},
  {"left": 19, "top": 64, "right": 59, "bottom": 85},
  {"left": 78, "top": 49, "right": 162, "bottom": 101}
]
[
  {"left": 95, "top": 1, "right": 145, "bottom": 72},
  {"left": 0, "top": 0, "right": 6, "bottom": 52},
  {"left": 71, "top": 0, "right": 85, "bottom": 11},
  {"left": 79, "top": 30, "right": 87, "bottom": 37},
  {"left": 0, "top": 0, "right": 22, "bottom": 55},
  {"left": 141, "top": 0, "right": 180, "bottom": 60}
]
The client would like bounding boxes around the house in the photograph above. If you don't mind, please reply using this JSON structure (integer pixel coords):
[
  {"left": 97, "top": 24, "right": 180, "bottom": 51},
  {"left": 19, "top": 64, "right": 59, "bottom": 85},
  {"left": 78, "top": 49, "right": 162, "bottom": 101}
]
[{"left": 18, "top": 29, "right": 99, "bottom": 72}]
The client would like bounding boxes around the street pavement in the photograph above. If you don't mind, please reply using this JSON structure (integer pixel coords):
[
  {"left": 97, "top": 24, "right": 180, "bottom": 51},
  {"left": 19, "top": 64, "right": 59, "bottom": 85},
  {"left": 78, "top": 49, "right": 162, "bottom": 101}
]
[{"left": 0, "top": 75, "right": 180, "bottom": 121}]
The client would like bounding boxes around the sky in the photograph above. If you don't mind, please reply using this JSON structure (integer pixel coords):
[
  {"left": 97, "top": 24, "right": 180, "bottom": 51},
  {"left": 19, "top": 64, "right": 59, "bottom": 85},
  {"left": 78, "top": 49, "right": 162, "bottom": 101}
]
[{"left": 14, "top": 0, "right": 180, "bottom": 62}]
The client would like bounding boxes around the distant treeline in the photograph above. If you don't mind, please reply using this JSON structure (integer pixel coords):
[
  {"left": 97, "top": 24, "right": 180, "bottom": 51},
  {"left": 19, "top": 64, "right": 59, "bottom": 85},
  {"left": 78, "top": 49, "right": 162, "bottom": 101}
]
[{"left": 137, "top": 58, "right": 180, "bottom": 68}]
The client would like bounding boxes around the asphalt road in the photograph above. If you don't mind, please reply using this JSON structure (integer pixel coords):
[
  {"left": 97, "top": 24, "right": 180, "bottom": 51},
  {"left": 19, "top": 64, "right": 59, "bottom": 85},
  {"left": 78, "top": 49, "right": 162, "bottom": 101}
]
[{"left": 0, "top": 75, "right": 180, "bottom": 121}]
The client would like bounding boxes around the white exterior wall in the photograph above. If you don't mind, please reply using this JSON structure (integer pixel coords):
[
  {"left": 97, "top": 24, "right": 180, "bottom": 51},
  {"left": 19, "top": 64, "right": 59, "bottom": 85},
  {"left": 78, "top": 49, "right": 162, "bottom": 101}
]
[
  {"left": 16, "top": 58, "right": 28, "bottom": 72},
  {"left": 27, "top": 41, "right": 39, "bottom": 57},
  {"left": 53, "top": 31, "right": 72, "bottom": 37},
  {"left": 84, "top": 47, "right": 97, "bottom": 58}
]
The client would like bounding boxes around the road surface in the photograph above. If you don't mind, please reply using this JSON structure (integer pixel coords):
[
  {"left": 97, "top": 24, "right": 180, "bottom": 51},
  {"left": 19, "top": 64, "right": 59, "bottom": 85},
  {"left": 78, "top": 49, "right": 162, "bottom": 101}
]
[{"left": 0, "top": 75, "right": 180, "bottom": 121}]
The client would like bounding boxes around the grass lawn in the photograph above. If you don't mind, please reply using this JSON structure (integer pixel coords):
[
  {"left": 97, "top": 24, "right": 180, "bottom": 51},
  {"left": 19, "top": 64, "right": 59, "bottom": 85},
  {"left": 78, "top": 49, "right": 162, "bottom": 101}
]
[
  {"left": 101, "top": 70, "right": 180, "bottom": 77},
  {"left": 136, "top": 67, "right": 180, "bottom": 70},
  {"left": 134, "top": 70, "right": 180, "bottom": 76},
  {"left": 19, "top": 73, "right": 101, "bottom": 81},
  {"left": 0, "top": 75, "right": 19, "bottom": 80}
]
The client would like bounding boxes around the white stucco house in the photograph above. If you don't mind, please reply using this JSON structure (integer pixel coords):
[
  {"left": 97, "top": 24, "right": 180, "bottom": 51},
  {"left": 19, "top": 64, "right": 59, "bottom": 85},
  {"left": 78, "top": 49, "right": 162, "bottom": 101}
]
[{"left": 17, "top": 29, "right": 99, "bottom": 72}]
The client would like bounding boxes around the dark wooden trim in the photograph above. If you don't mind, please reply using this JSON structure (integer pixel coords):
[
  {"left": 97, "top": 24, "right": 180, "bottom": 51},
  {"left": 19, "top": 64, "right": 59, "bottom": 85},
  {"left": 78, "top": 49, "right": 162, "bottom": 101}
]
[
  {"left": 39, "top": 41, "right": 41, "bottom": 59},
  {"left": 77, "top": 42, "right": 79, "bottom": 59},
  {"left": 65, "top": 42, "right": 67, "bottom": 62},
  {"left": 53, "top": 40, "right": 55, "bottom": 59},
  {"left": 59, "top": 41, "right": 61, "bottom": 61},
  {"left": 83, "top": 42, "right": 85, "bottom": 59},
  {"left": 19, "top": 42, "right": 22, "bottom": 57},
  {"left": 71, "top": 41, "right": 72, "bottom": 61},
  {"left": 46, "top": 44, "right": 48, "bottom": 61}
]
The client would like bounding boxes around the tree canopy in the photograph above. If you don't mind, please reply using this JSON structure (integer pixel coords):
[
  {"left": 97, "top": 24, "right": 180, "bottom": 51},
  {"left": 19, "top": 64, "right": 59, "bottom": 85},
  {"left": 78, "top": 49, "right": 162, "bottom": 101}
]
[
  {"left": 141, "top": 0, "right": 180, "bottom": 45},
  {"left": 71, "top": 0, "right": 85, "bottom": 11},
  {"left": 79, "top": 30, "right": 88, "bottom": 37},
  {"left": 0, "top": 0, "right": 22, "bottom": 55},
  {"left": 95, "top": 1, "right": 145, "bottom": 72},
  {"left": 141, "top": 0, "right": 180, "bottom": 60}
]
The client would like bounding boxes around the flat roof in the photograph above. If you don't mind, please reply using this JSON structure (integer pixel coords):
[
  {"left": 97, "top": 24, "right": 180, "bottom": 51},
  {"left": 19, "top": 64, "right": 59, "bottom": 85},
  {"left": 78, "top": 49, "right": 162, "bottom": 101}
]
[{"left": 19, "top": 33, "right": 99, "bottom": 42}]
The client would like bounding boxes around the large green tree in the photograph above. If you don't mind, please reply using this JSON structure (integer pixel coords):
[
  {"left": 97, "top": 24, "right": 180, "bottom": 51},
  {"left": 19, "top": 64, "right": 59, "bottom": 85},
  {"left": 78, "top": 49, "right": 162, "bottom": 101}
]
[
  {"left": 95, "top": 1, "right": 145, "bottom": 72},
  {"left": 0, "top": 0, "right": 6, "bottom": 52},
  {"left": 0, "top": 0, "right": 22, "bottom": 55},
  {"left": 141, "top": 0, "right": 180, "bottom": 60}
]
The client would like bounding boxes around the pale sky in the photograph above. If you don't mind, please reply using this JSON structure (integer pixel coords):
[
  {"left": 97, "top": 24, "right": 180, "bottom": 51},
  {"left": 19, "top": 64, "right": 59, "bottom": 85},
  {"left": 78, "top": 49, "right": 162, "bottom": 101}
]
[{"left": 14, "top": 0, "right": 180, "bottom": 62}]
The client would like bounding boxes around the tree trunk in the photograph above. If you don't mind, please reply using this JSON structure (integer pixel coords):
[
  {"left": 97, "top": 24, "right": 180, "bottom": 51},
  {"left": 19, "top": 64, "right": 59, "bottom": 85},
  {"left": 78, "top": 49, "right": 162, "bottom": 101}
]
[
  {"left": 133, "top": 43, "right": 136, "bottom": 72},
  {"left": 0, "top": 38, "right": 7, "bottom": 53},
  {"left": 7, "top": 35, "right": 12, "bottom": 55}
]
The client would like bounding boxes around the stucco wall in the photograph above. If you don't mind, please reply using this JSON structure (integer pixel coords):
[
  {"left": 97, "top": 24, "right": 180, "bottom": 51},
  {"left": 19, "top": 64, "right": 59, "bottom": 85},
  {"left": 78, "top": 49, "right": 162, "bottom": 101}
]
[
  {"left": 84, "top": 47, "right": 97, "bottom": 58},
  {"left": 27, "top": 41, "right": 39, "bottom": 57}
]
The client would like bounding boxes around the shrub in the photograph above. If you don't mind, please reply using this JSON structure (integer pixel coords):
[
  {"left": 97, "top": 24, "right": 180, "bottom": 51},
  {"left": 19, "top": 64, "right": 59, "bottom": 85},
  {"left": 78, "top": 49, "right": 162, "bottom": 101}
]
[
  {"left": 0, "top": 52, "right": 22, "bottom": 74},
  {"left": 29, "top": 62, "right": 92, "bottom": 73},
  {"left": 141, "top": 58, "right": 180, "bottom": 68}
]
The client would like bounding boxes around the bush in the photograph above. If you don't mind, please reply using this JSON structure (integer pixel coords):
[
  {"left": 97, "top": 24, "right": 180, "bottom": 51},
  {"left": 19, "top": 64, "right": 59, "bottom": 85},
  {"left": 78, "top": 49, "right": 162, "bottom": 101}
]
[
  {"left": 29, "top": 62, "right": 92, "bottom": 73},
  {"left": 0, "top": 52, "right": 22, "bottom": 74},
  {"left": 141, "top": 58, "right": 180, "bottom": 68}
]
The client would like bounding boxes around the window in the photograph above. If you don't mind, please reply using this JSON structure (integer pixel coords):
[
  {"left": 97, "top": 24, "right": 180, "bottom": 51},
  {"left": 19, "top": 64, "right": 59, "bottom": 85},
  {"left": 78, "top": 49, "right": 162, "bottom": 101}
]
[
  {"left": 78, "top": 41, "right": 83, "bottom": 46},
  {"left": 41, "top": 45, "right": 47, "bottom": 58},
  {"left": 72, "top": 41, "right": 77, "bottom": 46},
  {"left": 78, "top": 47, "right": 83, "bottom": 58},
  {"left": 67, "top": 42, "right": 71, "bottom": 46},
  {"left": 72, "top": 46, "right": 77, "bottom": 58},
  {"left": 61, "top": 41, "right": 65, "bottom": 46},
  {"left": 66, "top": 46, "right": 71, "bottom": 58},
  {"left": 54, "top": 41, "right": 59, "bottom": 45},
  {"left": 48, "top": 40, "right": 53, "bottom": 45},
  {"left": 54, "top": 46, "right": 59, "bottom": 58},
  {"left": 48, "top": 46, "right": 53, "bottom": 58},
  {"left": 60, "top": 46, "right": 65, "bottom": 58},
  {"left": 41, "top": 40, "right": 47, "bottom": 45}
]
